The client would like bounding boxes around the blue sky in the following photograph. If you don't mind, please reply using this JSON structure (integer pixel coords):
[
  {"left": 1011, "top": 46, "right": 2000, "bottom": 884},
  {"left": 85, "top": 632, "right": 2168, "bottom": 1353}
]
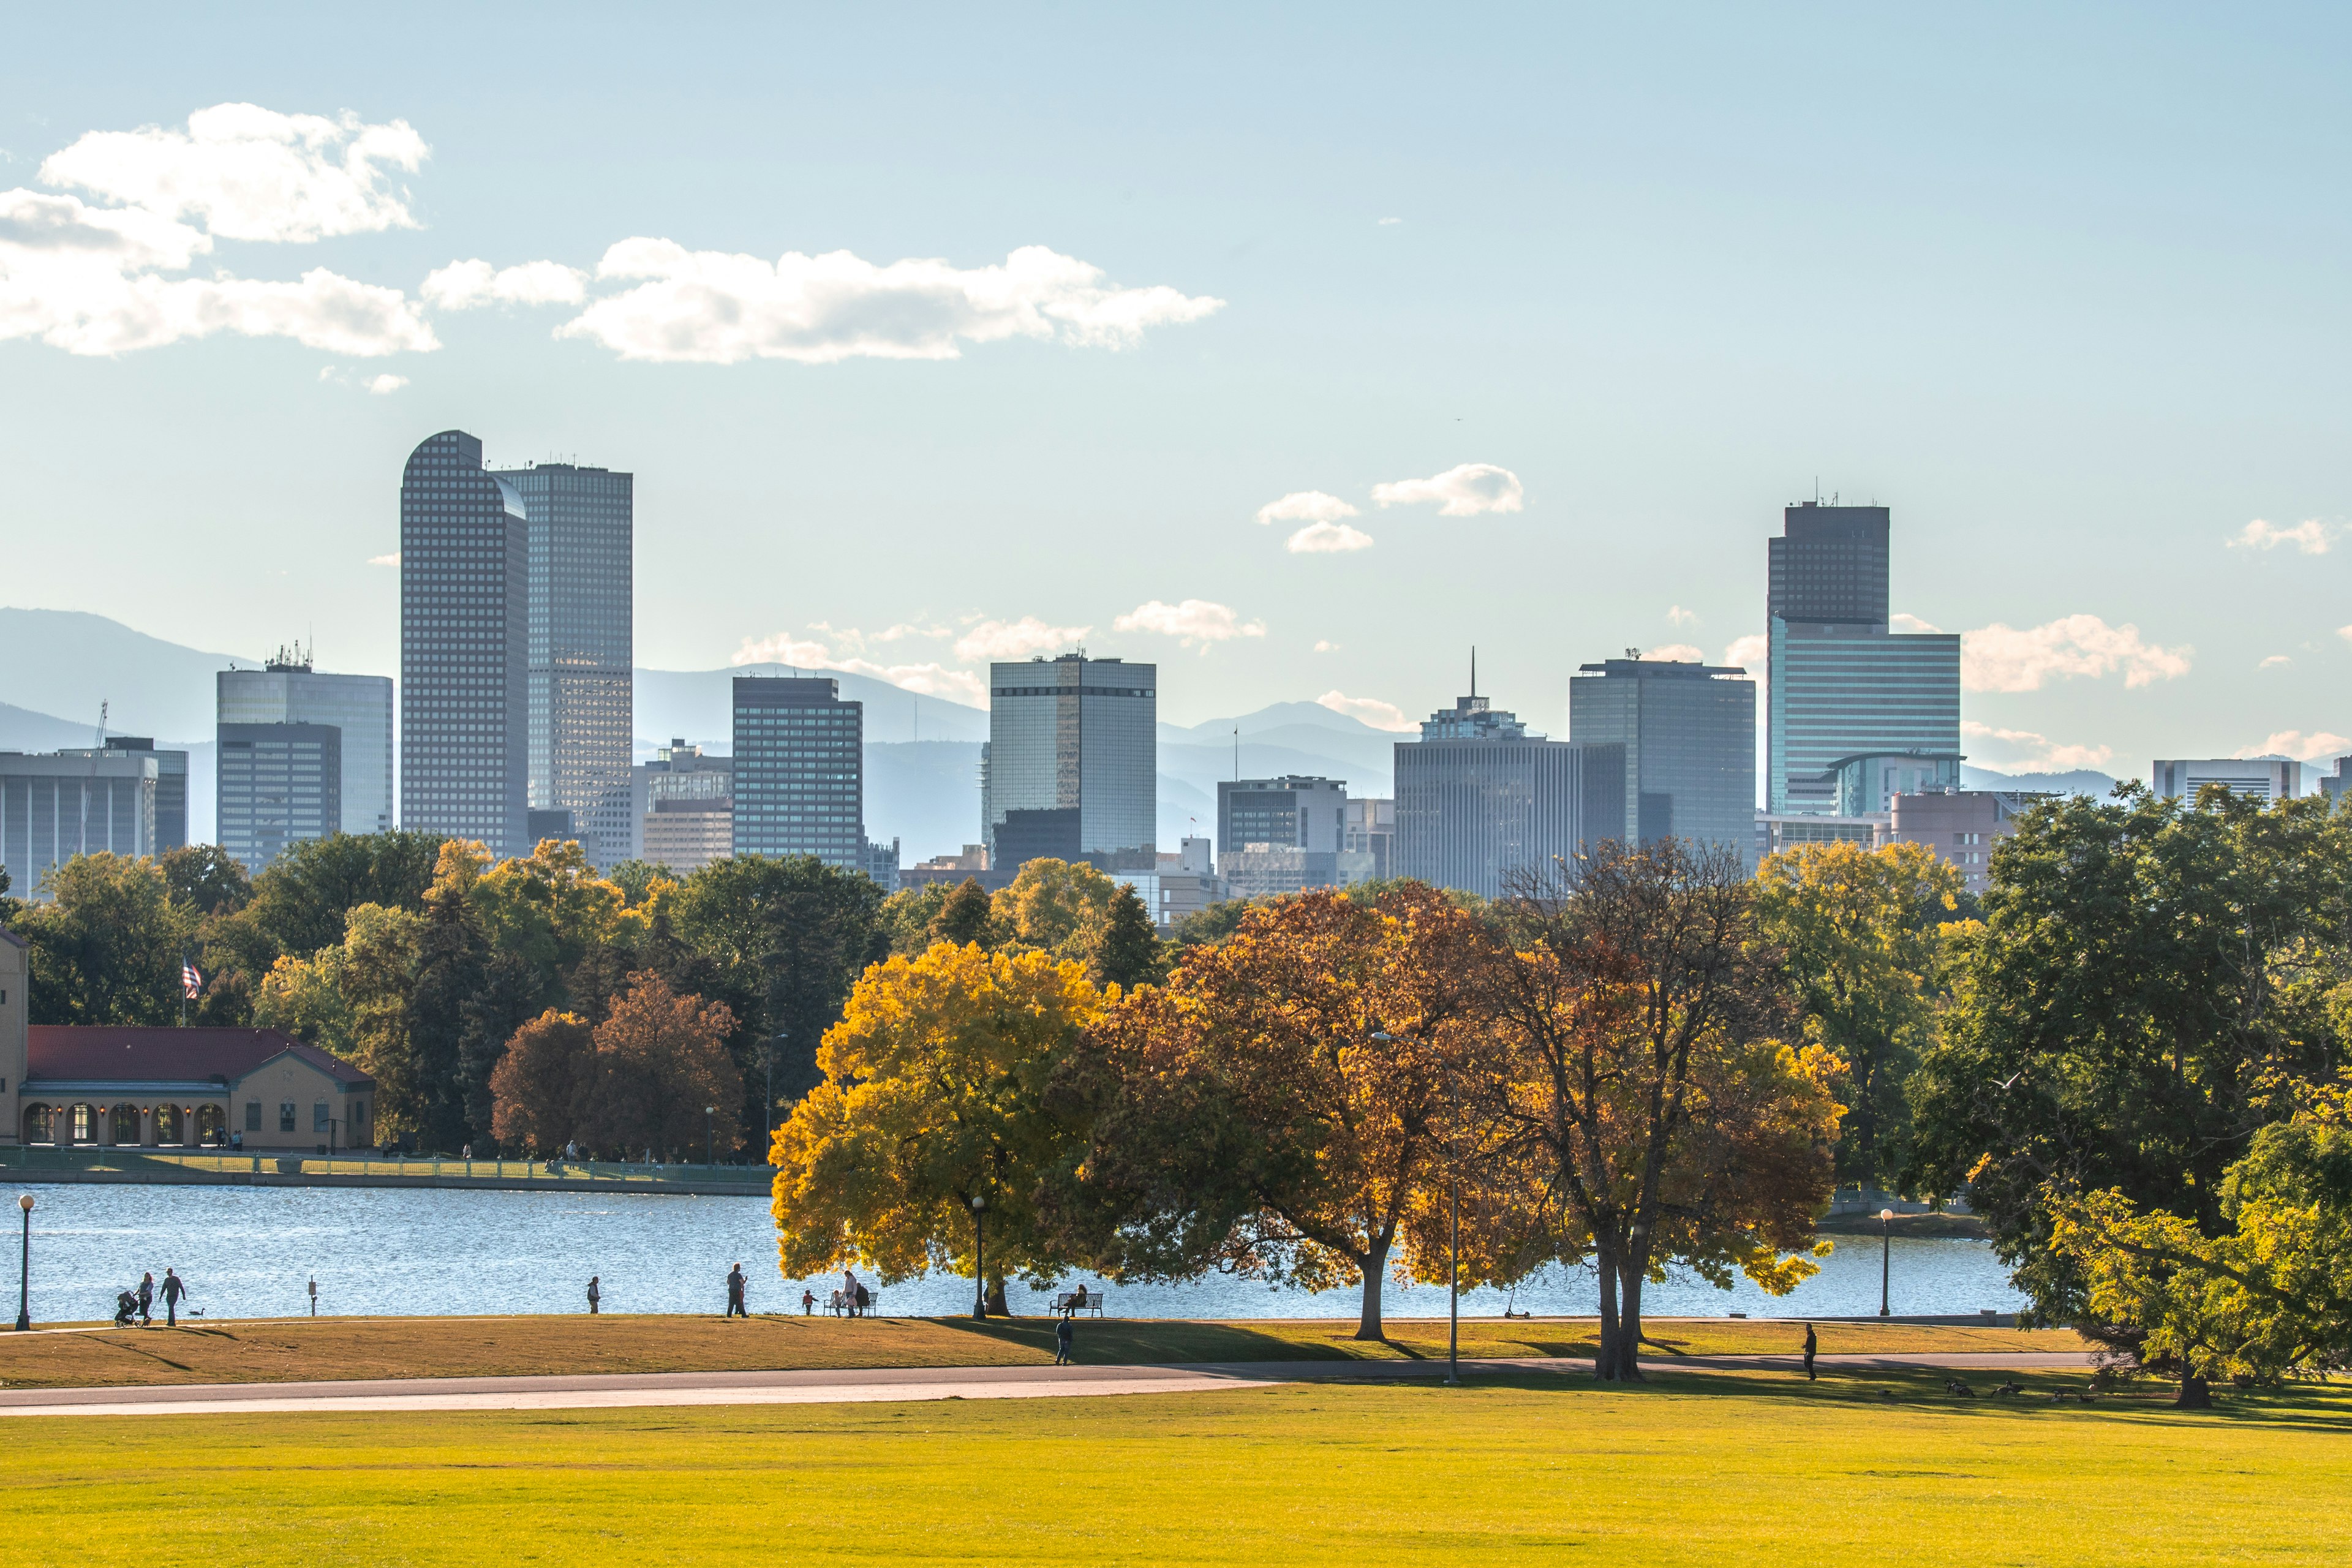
[{"left": 4, "top": 2, "right": 2348, "bottom": 778}]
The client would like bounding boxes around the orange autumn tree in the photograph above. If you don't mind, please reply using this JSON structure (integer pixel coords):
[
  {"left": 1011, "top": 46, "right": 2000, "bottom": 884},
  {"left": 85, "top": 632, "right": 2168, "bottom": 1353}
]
[
  {"left": 1058, "top": 883, "right": 1502, "bottom": 1340},
  {"left": 1482, "top": 841, "right": 1844, "bottom": 1381},
  {"left": 488, "top": 972, "right": 739, "bottom": 1159}
]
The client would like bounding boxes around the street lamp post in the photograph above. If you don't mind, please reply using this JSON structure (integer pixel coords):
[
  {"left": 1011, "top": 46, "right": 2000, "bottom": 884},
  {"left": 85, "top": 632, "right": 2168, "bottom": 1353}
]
[
  {"left": 14, "top": 1193, "right": 32, "bottom": 1332},
  {"left": 705, "top": 1107, "right": 716, "bottom": 1168},
  {"left": 1446, "top": 1176, "right": 1461, "bottom": 1387},
  {"left": 970, "top": 1194, "right": 988, "bottom": 1321},
  {"left": 1879, "top": 1208, "right": 1894, "bottom": 1318}
]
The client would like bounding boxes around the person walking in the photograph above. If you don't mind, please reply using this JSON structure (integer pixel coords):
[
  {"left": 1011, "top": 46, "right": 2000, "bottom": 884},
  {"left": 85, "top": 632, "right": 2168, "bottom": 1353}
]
[
  {"left": 1802, "top": 1323, "right": 1818, "bottom": 1382},
  {"left": 801, "top": 1289, "right": 815, "bottom": 1317},
  {"left": 137, "top": 1272, "right": 154, "bottom": 1327},
  {"left": 160, "top": 1268, "right": 187, "bottom": 1327},
  {"left": 1054, "top": 1312, "right": 1076, "bottom": 1366},
  {"left": 842, "top": 1267, "right": 859, "bottom": 1319},
  {"left": 726, "top": 1262, "right": 748, "bottom": 1319},
  {"left": 587, "top": 1275, "right": 601, "bottom": 1315}
]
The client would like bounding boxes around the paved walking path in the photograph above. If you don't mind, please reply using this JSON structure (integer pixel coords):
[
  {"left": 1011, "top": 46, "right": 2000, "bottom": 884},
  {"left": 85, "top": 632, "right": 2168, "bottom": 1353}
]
[{"left": 0, "top": 1350, "right": 2097, "bottom": 1418}]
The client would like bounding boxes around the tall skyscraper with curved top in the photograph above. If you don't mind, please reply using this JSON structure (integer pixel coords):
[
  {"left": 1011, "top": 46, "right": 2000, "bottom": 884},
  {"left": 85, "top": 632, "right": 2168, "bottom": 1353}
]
[{"left": 399, "top": 431, "right": 530, "bottom": 859}]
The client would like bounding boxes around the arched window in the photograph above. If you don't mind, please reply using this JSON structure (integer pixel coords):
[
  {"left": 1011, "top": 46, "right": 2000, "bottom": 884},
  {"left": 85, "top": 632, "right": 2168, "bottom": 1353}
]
[
  {"left": 69, "top": 1103, "right": 96, "bottom": 1144},
  {"left": 194, "top": 1104, "right": 227, "bottom": 1144},
  {"left": 153, "top": 1104, "right": 183, "bottom": 1145},
  {"left": 111, "top": 1104, "right": 140, "bottom": 1144},
  {"left": 21, "top": 1104, "right": 51, "bottom": 1144}
]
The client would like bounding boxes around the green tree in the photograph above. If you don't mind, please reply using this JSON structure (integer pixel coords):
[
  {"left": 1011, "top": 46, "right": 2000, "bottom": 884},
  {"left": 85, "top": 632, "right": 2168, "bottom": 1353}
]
[
  {"left": 158, "top": 843, "right": 252, "bottom": 916},
  {"left": 927, "top": 876, "right": 998, "bottom": 950},
  {"left": 1754, "top": 839, "right": 1964, "bottom": 1189},
  {"left": 406, "top": 845, "right": 494, "bottom": 1150},
  {"left": 771, "top": 942, "right": 1102, "bottom": 1311},
  {"left": 674, "top": 854, "right": 887, "bottom": 1142},
  {"left": 992, "top": 858, "right": 1117, "bottom": 962},
  {"left": 1910, "top": 786, "right": 2352, "bottom": 1322},
  {"left": 1090, "top": 883, "right": 1163, "bottom": 990},
  {"left": 1167, "top": 897, "right": 1254, "bottom": 949},
  {"left": 243, "top": 830, "right": 446, "bottom": 959},
  {"left": 20, "top": 853, "right": 197, "bottom": 1025},
  {"left": 252, "top": 903, "right": 423, "bottom": 1121},
  {"left": 878, "top": 880, "right": 952, "bottom": 956}
]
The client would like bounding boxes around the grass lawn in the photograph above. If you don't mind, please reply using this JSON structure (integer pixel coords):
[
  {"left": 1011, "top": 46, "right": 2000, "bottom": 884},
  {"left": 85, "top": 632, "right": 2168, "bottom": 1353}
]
[
  {"left": 0, "top": 1313, "right": 2084, "bottom": 1389},
  {"left": 6, "top": 1367, "right": 2343, "bottom": 1566}
]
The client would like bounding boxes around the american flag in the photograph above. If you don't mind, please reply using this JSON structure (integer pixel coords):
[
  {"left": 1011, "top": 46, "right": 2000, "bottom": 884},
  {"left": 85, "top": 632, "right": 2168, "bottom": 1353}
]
[{"left": 181, "top": 961, "right": 202, "bottom": 1001}]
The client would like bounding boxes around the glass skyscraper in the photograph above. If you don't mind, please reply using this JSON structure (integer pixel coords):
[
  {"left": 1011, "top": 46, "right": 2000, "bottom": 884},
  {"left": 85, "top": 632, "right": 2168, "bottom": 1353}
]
[
  {"left": 981, "top": 655, "right": 1156, "bottom": 871},
  {"left": 1569, "top": 657, "right": 1757, "bottom": 869},
  {"left": 216, "top": 723, "right": 341, "bottom": 872},
  {"left": 731, "top": 676, "right": 864, "bottom": 870},
  {"left": 218, "top": 655, "right": 395, "bottom": 836},
  {"left": 399, "top": 430, "right": 530, "bottom": 859},
  {"left": 494, "top": 461, "right": 634, "bottom": 870},
  {"left": 1392, "top": 694, "right": 1625, "bottom": 899},
  {"left": 1765, "top": 503, "right": 1961, "bottom": 813}
]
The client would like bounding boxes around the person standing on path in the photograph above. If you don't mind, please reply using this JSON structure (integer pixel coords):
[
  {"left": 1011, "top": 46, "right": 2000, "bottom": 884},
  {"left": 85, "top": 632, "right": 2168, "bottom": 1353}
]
[
  {"left": 842, "top": 1267, "right": 859, "bottom": 1318},
  {"left": 137, "top": 1273, "right": 154, "bottom": 1327},
  {"left": 587, "top": 1275, "right": 601, "bottom": 1314},
  {"left": 1802, "top": 1323, "right": 1817, "bottom": 1381},
  {"left": 726, "top": 1262, "right": 748, "bottom": 1318},
  {"left": 1054, "top": 1313, "right": 1075, "bottom": 1366},
  {"left": 160, "top": 1268, "right": 187, "bottom": 1327},
  {"left": 801, "top": 1289, "right": 815, "bottom": 1316}
]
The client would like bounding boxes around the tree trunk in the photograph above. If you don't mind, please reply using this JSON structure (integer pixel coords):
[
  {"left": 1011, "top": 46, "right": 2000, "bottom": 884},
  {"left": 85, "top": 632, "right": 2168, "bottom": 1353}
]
[
  {"left": 985, "top": 1278, "right": 1010, "bottom": 1317},
  {"left": 2174, "top": 1374, "right": 2212, "bottom": 1409},
  {"left": 1605, "top": 1258, "right": 1647, "bottom": 1382},
  {"left": 1354, "top": 1238, "right": 1389, "bottom": 1340}
]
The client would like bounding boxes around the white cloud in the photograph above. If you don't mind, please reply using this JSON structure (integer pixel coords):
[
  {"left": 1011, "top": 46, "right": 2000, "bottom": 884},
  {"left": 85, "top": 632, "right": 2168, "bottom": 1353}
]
[
  {"left": 2235, "top": 729, "right": 2352, "bottom": 763},
  {"left": 1961, "top": 614, "right": 2192, "bottom": 693},
  {"left": 1721, "top": 633, "right": 1768, "bottom": 671},
  {"left": 1286, "top": 521, "right": 1374, "bottom": 554},
  {"left": 1113, "top": 598, "right": 1265, "bottom": 648},
  {"left": 39, "top": 103, "right": 427, "bottom": 243},
  {"left": 1962, "top": 720, "right": 2115, "bottom": 772},
  {"left": 2340, "top": 625, "right": 2352, "bottom": 646},
  {"left": 1316, "top": 691, "right": 1416, "bottom": 732},
  {"left": 556, "top": 241, "right": 1222, "bottom": 364},
  {"left": 365, "top": 372, "right": 406, "bottom": 394},
  {"left": 1255, "top": 490, "right": 1358, "bottom": 527},
  {"left": 2229, "top": 518, "right": 2333, "bottom": 555},
  {"left": 1890, "top": 611, "right": 1944, "bottom": 634},
  {"left": 1, "top": 108, "right": 436, "bottom": 359},
  {"left": 951, "top": 616, "right": 1090, "bottom": 662},
  {"left": 366, "top": 552, "right": 399, "bottom": 567},
  {"left": 1371, "top": 462, "right": 1524, "bottom": 517},
  {"left": 2260, "top": 654, "right": 2293, "bottom": 670},
  {"left": 422, "top": 257, "right": 589, "bottom": 310},
  {"left": 1313, "top": 639, "right": 1338, "bottom": 653},
  {"left": 833, "top": 658, "right": 987, "bottom": 707},
  {"left": 1378, "top": 217, "right": 1403, "bottom": 226},
  {"left": 1667, "top": 605, "right": 1698, "bottom": 627},
  {"left": 731, "top": 633, "right": 830, "bottom": 667},
  {"left": 1642, "top": 644, "right": 1705, "bottom": 663}
]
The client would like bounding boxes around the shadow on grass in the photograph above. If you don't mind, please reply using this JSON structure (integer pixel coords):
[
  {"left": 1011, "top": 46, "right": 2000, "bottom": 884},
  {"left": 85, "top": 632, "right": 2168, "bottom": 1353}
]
[{"left": 924, "top": 1317, "right": 1366, "bottom": 1365}]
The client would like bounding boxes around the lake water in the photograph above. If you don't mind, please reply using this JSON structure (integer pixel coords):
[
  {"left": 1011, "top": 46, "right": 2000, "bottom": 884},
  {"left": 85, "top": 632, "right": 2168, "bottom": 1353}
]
[{"left": 0, "top": 1180, "right": 2025, "bottom": 1325}]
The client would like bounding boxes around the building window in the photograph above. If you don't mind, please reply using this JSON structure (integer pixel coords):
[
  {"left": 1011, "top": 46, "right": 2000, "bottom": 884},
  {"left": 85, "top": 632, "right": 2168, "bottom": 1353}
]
[
  {"left": 245, "top": 1101, "right": 262, "bottom": 1131},
  {"left": 314, "top": 1102, "right": 331, "bottom": 1133},
  {"left": 279, "top": 1102, "right": 297, "bottom": 1133}
]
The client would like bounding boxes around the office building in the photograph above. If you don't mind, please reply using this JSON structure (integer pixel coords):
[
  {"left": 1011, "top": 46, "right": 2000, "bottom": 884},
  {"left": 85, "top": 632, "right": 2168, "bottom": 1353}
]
[
  {"left": 219, "top": 650, "right": 395, "bottom": 837},
  {"left": 981, "top": 655, "right": 1156, "bottom": 872},
  {"left": 0, "top": 750, "right": 157, "bottom": 899},
  {"left": 216, "top": 724, "right": 342, "bottom": 872},
  {"left": 635, "top": 739, "right": 735, "bottom": 875},
  {"left": 1886, "top": 789, "right": 2046, "bottom": 898},
  {"left": 494, "top": 461, "right": 634, "bottom": 869},
  {"left": 1341, "top": 797, "right": 1394, "bottom": 881},
  {"left": 1393, "top": 693, "right": 1625, "bottom": 900},
  {"left": 861, "top": 837, "right": 902, "bottom": 890},
  {"left": 1831, "top": 750, "right": 1962, "bottom": 816},
  {"left": 1766, "top": 503, "right": 1962, "bottom": 813},
  {"left": 1217, "top": 775, "right": 1358, "bottom": 898},
  {"left": 2153, "top": 758, "right": 2301, "bottom": 804},
  {"left": 400, "top": 430, "right": 530, "bottom": 859},
  {"left": 1569, "top": 657, "right": 1757, "bottom": 867},
  {"left": 100, "top": 739, "right": 186, "bottom": 850},
  {"left": 732, "top": 676, "right": 864, "bottom": 870},
  {"left": 2320, "top": 756, "right": 2352, "bottom": 807},
  {"left": 1756, "top": 811, "right": 1885, "bottom": 864}
]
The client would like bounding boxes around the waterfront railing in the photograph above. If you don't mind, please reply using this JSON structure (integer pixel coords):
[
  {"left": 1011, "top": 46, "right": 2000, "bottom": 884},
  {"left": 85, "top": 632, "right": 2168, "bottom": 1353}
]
[{"left": 0, "top": 1144, "right": 777, "bottom": 1189}]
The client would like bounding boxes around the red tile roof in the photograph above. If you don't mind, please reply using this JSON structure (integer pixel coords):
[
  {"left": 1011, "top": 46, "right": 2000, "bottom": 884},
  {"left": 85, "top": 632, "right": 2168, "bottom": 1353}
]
[{"left": 26, "top": 1027, "right": 371, "bottom": 1087}]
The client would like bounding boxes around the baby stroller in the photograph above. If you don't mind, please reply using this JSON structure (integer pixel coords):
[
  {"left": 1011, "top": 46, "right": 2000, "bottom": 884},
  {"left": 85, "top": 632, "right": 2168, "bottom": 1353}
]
[{"left": 113, "top": 1289, "right": 139, "bottom": 1327}]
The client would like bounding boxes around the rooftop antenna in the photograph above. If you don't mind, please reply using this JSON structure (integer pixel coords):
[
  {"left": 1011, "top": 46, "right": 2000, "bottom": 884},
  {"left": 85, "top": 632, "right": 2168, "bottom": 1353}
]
[
  {"left": 1471, "top": 646, "right": 1477, "bottom": 699},
  {"left": 1233, "top": 727, "right": 1239, "bottom": 782},
  {"left": 96, "top": 698, "right": 107, "bottom": 747}
]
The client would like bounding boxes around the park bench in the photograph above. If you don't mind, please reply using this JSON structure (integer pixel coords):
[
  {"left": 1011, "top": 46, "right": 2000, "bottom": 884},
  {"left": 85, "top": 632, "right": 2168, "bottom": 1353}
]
[
  {"left": 1054, "top": 1289, "right": 1104, "bottom": 1317},
  {"left": 826, "top": 1289, "right": 878, "bottom": 1317}
]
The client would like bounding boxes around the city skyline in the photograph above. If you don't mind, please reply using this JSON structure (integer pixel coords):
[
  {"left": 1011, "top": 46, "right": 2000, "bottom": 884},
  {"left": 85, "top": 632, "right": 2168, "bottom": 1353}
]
[{"left": 4, "top": 7, "right": 2348, "bottom": 787}]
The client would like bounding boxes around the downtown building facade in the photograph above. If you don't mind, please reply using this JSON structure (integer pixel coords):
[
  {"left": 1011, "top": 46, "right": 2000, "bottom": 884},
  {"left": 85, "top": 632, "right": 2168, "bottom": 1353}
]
[
  {"left": 2152, "top": 758, "right": 2301, "bottom": 804},
  {"left": 1569, "top": 657, "right": 1756, "bottom": 869},
  {"left": 219, "top": 651, "right": 396, "bottom": 840},
  {"left": 497, "top": 461, "right": 634, "bottom": 869},
  {"left": 981, "top": 655, "right": 1156, "bottom": 872},
  {"left": 731, "top": 676, "right": 866, "bottom": 872},
  {"left": 1765, "top": 503, "right": 1962, "bottom": 815},
  {"left": 100, "top": 739, "right": 186, "bottom": 851},
  {"left": 0, "top": 750, "right": 157, "bottom": 899},
  {"left": 634, "top": 739, "right": 735, "bottom": 876},
  {"left": 1393, "top": 693, "right": 1625, "bottom": 900},
  {"left": 1216, "top": 775, "right": 1373, "bottom": 897},
  {"left": 216, "top": 725, "right": 342, "bottom": 873}
]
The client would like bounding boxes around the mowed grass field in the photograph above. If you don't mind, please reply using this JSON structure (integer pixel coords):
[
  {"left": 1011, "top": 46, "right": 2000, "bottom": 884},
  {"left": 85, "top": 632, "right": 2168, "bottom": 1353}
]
[
  {"left": 7, "top": 1368, "right": 2346, "bottom": 1567},
  {"left": 0, "top": 1312, "right": 2083, "bottom": 1388}
]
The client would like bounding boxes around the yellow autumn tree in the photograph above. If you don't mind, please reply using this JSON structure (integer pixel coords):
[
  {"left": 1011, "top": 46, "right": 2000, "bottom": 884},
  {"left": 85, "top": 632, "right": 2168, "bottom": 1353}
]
[{"left": 769, "top": 941, "right": 1106, "bottom": 1311}]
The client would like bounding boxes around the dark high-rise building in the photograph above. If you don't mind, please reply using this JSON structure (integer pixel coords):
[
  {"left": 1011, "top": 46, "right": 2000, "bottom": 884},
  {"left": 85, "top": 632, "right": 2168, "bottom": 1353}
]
[
  {"left": 981, "top": 655, "right": 1156, "bottom": 872},
  {"left": 100, "top": 737, "right": 186, "bottom": 851},
  {"left": 731, "top": 676, "right": 864, "bottom": 870},
  {"left": 216, "top": 723, "right": 342, "bottom": 872},
  {"left": 493, "top": 461, "right": 634, "bottom": 869},
  {"left": 219, "top": 652, "right": 396, "bottom": 836},
  {"left": 1393, "top": 694, "right": 1624, "bottom": 899},
  {"left": 1569, "top": 658, "right": 1757, "bottom": 869},
  {"left": 1766, "top": 502, "right": 1961, "bottom": 813},
  {"left": 400, "top": 431, "right": 530, "bottom": 859}
]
